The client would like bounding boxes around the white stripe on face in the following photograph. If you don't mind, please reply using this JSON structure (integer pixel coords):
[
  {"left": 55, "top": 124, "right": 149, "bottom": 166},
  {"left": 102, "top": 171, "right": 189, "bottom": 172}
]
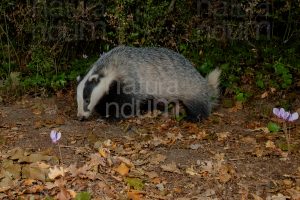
[
  {"left": 88, "top": 70, "right": 116, "bottom": 112},
  {"left": 77, "top": 67, "right": 117, "bottom": 119},
  {"left": 76, "top": 69, "right": 94, "bottom": 118}
]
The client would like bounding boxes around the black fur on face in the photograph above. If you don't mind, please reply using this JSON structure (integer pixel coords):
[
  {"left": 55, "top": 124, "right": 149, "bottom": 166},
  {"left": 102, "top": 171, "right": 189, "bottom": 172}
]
[{"left": 82, "top": 73, "right": 104, "bottom": 112}]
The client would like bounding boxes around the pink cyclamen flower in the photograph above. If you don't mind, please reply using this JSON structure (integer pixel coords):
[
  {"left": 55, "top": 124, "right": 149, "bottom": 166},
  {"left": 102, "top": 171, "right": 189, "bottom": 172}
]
[
  {"left": 50, "top": 130, "right": 61, "bottom": 143},
  {"left": 273, "top": 108, "right": 299, "bottom": 122}
]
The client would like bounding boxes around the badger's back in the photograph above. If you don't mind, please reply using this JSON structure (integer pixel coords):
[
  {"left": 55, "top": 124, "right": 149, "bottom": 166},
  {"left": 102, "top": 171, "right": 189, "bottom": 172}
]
[{"left": 97, "top": 46, "right": 208, "bottom": 99}]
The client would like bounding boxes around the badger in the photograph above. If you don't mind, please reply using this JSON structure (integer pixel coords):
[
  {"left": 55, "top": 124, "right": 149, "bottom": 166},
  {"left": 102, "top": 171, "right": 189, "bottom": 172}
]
[{"left": 76, "top": 46, "right": 221, "bottom": 121}]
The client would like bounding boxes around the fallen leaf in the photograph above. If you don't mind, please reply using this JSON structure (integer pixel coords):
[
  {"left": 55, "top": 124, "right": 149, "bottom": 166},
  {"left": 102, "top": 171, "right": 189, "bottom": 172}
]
[
  {"left": 190, "top": 143, "right": 201, "bottom": 150},
  {"left": 251, "top": 193, "right": 263, "bottom": 200},
  {"left": 56, "top": 187, "right": 71, "bottom": 200},
  {"left": 116, "top": 156, "right": 134, "bottom": 168},
  {"left": 0, "top": 177, "right": 14, "bottom": 192},
  {"left": 23, "top": 179, "right": 37, "bottom": 186},
  {"left": 1, "top": 160, "right": 21, "bottom": 179},
  {"left": 266, "top": 140, "right": 276, "bottom": 149},
  {"left": 186, "top": 165, "right": 198, "bottom": 176},
  {"left": 99, "top": 148, "right": 109, "bottom": 158},
  {"left": 216, "top": 132, "right": 231, "bottom": 142},
  {"left": 89, "top": 153, "right": 106, "bottom": 167},
  {"left": 145, "top": 171, "right": 159, "bottom": 179},
  {"left": 22, "top": 164, "right": 48, "bottom": 181},
  {"left": 115, "top": 163, "right": 130, "bottom": 176},
  {"left": 156, "top": 183, "right": 165, "bottom": 191},
  {"left": 261, "top": 91, "right": 269, "bottom": 99},
  {"left": 48, "top": 166, "right": 66, "bottom": 180},
  {"left": 161, "top": 162, "right": 181, "bottom": 174},
  {"left": 218, "top": 164, "right": 235, "bottom": 183},
  {"left": 286, "top": 188, "right": 300, "bottom": 199},
  {"left": 125, "top": 178, "right": 144, "bottom": 190},
  {"left": 127, "top": 190, "right": 143, "bottom": 200},
  {"left": 268, "top": 193, "right": 290, "bottom": 200},
  {"left": 150, "top": 154, "right": 166, "bottom": 165}
]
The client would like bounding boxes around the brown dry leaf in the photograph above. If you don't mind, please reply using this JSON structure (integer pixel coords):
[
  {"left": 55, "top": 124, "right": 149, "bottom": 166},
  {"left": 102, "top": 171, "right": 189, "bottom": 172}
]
[
  {"left": 1, "top": 160, "right": 21, "bottom": 179},
  {"left": 261, "top": 91, "right": 269, "bottom": 99},
  {"left": 229, "top": 101, "right": 243, "bottom": 112},
  {"left": 103, "top": 139, "right": 113, "bottom": 147},
  {"left": 161, "top": 162, "right": 181, "bottom": 174},
  {"left": 269, "top": 193, "right": 290, "bottom": 200},
  {"left": 286, "top": 188, "right": 300, "bottom": 199},
  {"left": 34, "top": 120, "right": 44, "bottom": 129},
  {"left": 150, "top": 154, "right": 166, "bottom": 165},
  {"left": 218, "top": 164, "right": 235, "bottom": 183},
  {"left": 254, "top": 147, "right": 264, "bottom": 157},
  {"left": 115, "top": 163, "right": 130, "bottom": 176},
  {"left": 55, "top": 116, "right": 65, "bottom": 125},
  {"left": 251, "top": 193, "right": 264, "bottom": 200},
  {"left": 266, "top": 140, "right": 276, "bottom": 149},
  {"left": 199, "top": 160, "right": 214, "bottom": 174},
  {"left": 56, "top": 187, "right": 71, "bottom": 200},
  {"left": 98, "top": 182, "right": 118, "bottom": 199},
  {"left": 166, "top": 132, "right": 183, "bottom": 142},
  {"left": 186, "top": 165, "right": 198, "bottom": 176},
  {"left": 22, "top": 164, "right": 48, "bottom": 182},
  {"left": 67, "top": 164, "right": 78, "bottom": 177},
  {"left": 241, "top": 136, "right": 257, "bottom": 144},
  {"left": 216, "top": 132, "right": 231, "bottom": 142},
  {"left": 67, "top": 189, "right": 77, "bottom": 198},
  {"left": 23, "top": 179, "right": 37, "bottom": 186},
  {"left": 151, "top": 177, "right": 162, "bottom": 184},
  {"left": 145, "top": 171, "right": 159, "bottom": 179},
  {"left": 48, "top": 166, "right": 66, "bottom": 180},
  {"left": 127, "top": 190, "right": 143, "bottom": 200},
  {"left": 8, "top": 148, "right": 26, "bottom": 160},
  {"left": 24, "top": 185, "right": 45, "bottom": 194},
  {"left": 54, "top": 178, "right": 67, "bottom": 188},
  {"left": 196, "top": 130, "right": 207, "bottom": 140},
  {"left": 116, "top": 156, "right": 134, "bottom": 168},
  {"left": 19, "top": 153, "right": 53, "bottom": 163},
  {"left": 99, "top": 148, "right": 109, "bottom": 158},
  {"left": 45, "top": 182, "right": 57, "bottom": 190},
  {"left": 150, "top": 136, "right": 166, "bottom": 146},
  {"left": 0, "top": 177, "right": 14, "bottom": 192},
  {"left": 76, "top": 165, "right": 91, "bottom": 178},
  {"left": 89, "top": 153, "right": 106, "bottom": 167},
  {"left": 32, "top": 108, "right": 42, "bottom": 115}
]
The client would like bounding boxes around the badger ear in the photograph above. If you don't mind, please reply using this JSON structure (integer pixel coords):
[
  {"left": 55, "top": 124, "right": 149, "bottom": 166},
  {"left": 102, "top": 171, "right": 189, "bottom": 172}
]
[
  {"left": 76, "top": 75, "right": 82, "bottom": 82},
  {"left": 88, "top": 74, "right": 100, "bottom": 83}
]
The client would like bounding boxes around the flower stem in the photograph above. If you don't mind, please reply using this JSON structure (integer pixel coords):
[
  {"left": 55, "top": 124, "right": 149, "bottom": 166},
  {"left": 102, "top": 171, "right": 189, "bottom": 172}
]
[
  {"left": 283, "top": 122, "right": 290, "bottom": 153},
  {"left": 58, "top": 143, "right": 63, "bottom": 165}
]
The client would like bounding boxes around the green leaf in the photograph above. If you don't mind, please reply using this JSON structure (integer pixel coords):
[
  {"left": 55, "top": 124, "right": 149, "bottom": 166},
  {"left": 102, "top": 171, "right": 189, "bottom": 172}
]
[
  {"left": 267, "top": 122, "right": 280, "bottom": 133},
  {"left": 75, "top": 192, "right": 91, "bottom": 200},
  {"left": 235, "top": 92, "right": 246, "bottom": 102},
  {"left": 125, "top": 177, "right": 144, "bottom": 190}
]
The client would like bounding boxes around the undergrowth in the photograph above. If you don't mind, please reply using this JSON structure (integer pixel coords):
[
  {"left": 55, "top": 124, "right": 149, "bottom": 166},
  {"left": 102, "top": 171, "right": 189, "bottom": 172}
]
[{"left": 0, "top": 0, "right": 299, "bottom": 100}]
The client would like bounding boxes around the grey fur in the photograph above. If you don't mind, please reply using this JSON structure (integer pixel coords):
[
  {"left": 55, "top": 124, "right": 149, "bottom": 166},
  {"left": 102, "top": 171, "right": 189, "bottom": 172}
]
[{"left": 76, "top": 46, "right": 221, "bottom": 121}]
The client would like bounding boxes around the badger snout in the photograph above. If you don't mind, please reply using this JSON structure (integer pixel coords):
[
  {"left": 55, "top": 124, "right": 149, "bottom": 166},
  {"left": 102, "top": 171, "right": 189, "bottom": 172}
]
[
  {"left": 78, "top": 116, "right": 86, "bottom": 121},
  {"left": 77, "top": 112, "right": 89, "bottom": 121}
]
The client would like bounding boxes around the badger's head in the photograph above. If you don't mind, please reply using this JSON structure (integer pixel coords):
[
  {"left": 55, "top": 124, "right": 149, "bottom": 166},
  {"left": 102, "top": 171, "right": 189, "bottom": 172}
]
[{"left": 76, "top": 68, "right": 117, "bottom": 121}]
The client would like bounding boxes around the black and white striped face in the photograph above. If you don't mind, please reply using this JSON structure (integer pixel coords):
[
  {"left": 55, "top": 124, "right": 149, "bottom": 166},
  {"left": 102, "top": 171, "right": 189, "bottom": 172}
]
[{"left": 76, "top": 69, "right": 117, "bottom": 120}]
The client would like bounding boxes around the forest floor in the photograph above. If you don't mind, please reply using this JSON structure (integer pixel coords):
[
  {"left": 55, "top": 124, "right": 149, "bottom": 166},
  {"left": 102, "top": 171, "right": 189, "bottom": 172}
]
[{"left": 0, "top": 92, "right": 300, "bottom": 200}]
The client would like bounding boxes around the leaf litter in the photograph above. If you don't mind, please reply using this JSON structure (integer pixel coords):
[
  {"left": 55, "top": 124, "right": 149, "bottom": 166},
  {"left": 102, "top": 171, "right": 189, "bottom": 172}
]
[{"left": 0, "top": 96, "right": 300, "bottom": 199}]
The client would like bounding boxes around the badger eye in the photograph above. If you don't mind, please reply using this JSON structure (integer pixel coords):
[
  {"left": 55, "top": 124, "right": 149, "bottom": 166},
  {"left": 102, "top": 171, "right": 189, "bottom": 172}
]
[{"left": 85, "top": 99, "right": 90, "bottom": 104}]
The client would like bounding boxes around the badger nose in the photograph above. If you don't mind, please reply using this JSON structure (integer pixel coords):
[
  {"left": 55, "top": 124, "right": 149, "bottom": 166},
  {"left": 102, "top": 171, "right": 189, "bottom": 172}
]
[
  {"left": 78, "top": 116, "right": 85, "bottom": 121},
  {"left": 77, "top": 114, "right": 86, "bottom": 121}
]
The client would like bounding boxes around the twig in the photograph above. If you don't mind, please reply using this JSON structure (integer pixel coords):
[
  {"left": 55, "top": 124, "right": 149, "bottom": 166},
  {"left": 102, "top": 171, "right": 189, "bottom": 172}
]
[{"left": 166, "top": 0, "right": 176, "bottom": 14}]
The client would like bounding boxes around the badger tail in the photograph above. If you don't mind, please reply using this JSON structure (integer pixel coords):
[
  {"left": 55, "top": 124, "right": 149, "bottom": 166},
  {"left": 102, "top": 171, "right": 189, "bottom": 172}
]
[{"left": 206, "top": 68, "right": 221, "bottom": 101}]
